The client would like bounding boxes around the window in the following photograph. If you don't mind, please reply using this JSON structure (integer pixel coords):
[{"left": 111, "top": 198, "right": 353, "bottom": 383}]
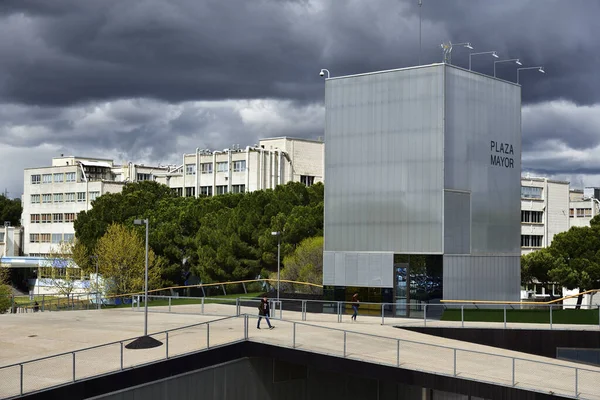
[
  {"left": 301, "top": 175, "right": 315, "bottom": 186},
  {"left": 200, "top": 186, "right": 213, "bottom": 196},
  {"left": 77, "top": 192, "right": 86, "bottom": 202},
  {"left": 232, "top": 184, "right": 246, "bottom": 194},
  {"left": 30, "top": 214, "right": 40, "bottom": 224},
  {"left": 52, "top": 234, "right": 63, "bottom": 244},
  {"left": 136, "top": 173, "right": 152, "bottom": 181},
  {"left": 63, "top": 233, "right": 75, "bottom": 243},
  {"left": 64, "top": 213, "right": 76, "bottom": 223},
  {"left": 216, "top": 185, "right": 228, "bottom": 195},
  {"left": 65, "top": 193, "right": 76, "bottom": 203},
  {"left": 185, "top": 164, "right": 196, "bottom": 175},
  {"left": 574, "top": 208, "right": 592, "bottom": 218},
  {"left": 31, "top": 194, "right": 40, "bottom": 204},
  {"left": 53, "top": 213, "right": 63, "bottom": 223},
  {"left": 521, "top": 186, "right": 542, "bottom": 199},
  {"left": 521, "top": 211, "right": 543, "bottom": 223},
  {"left": 0, "top": 232, "right": 4, "bottom": 243},
  {"left": 185, "top": 187, "right": 196, "bottom": 197},
  {"left": 31, "top": 174, "right": 41, "bottom": 185},
  {"left": 89, "top": 191, "right": 100, "bottom": 201},
  {"left": 42, "top": 194, "right": 52, "bottom": 203},
  {"left": 42, "top": 174, "right": 52, "bottom": 184},
  {"left": 65, "top": 172, "right": 76, "bottom": 182},
  {"left": 201, "top": 163, "right": 213, "bottom": 174},
  {"left": 41, "top": 214, "right": 51, "bottom": 223},
  {"left": 521, "top": 235, "right": 543, "bottom": 248},
  {"left": 216, "top": 162, "right": 228, "bottom": 173},
  {"left": 172, "top": 187, "right": 183, "bottom": 197},
  {"left": 41, "top": 234, "right": 51, "bottom": 243},
  {"left": 569, "top": 208, "right": 574, "bottom": 218},
  {"left": 233, "top": 160, "right": 246, "bottom": 172},
  {"left": 54, "top": 193, "right": 63, "bottom": 203},
  {"left": 54, "top": 173, "right": 64, "bottom": 183},
  {"left": 30, "top": 234, "right": 40, "bottom": 243}
]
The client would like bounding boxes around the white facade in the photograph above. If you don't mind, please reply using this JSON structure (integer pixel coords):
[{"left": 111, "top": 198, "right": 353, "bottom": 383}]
[
  {"left": 568, "top": 189, "right": 600, "bottom": 228},
  {"left": 520, "top": 177, "right": 569, "bottom": 255},
  {"left": 0, "top": 225, "right": 23, "bottom": 257},
  {"left": 22, "top": 156, "right": 169, "bottom": 256},
  {"left": 154, "top": 137, "right": 324, "bottom": 197}
]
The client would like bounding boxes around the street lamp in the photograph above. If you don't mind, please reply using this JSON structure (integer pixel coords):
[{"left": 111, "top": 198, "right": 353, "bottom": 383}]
[
  {"left": 517, "top": 66, "right": 545, "bottom": 84},
  {"left": 133, "top": 218, "right": 149, "bottom": 337},
  {"left": 494, "top": 58, "right": 522, "bottom": 78},
  {"left": 319, "top": 69, "right": 330, "bottom": 79},
  {"left": 441, "top": 41, "right": 473, "bottom": 64},
  {"left": 90, "top": 255, "right": 100, "bottom": 310},
  {"left": 271, "top": 231, "right": 282, "bottom": 300},
  {"left": 468, "top": 51, "right": 499, "bottom": 71}
]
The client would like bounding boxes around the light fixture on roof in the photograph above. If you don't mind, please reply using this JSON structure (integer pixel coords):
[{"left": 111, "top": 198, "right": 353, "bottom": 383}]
[
  {"left": 468, "top": 51, "right": 500, "bottom": 71},
  {"left": 493, "top": 58, "right": 523, "bottom": 77},
  {"left": 441, "top": 41, "right": 473, "bottom": 64},
  {"left": 517, "top": 66, "right": 545, "bottom": 84}
]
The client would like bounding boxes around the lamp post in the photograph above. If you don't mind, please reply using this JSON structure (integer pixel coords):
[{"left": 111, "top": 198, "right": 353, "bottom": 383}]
[
  {"left": 494, "top": 58, "right": 522, "bottom": 78},
  {"left": 133, "top": 218, "right": 149, "bottom": 336},
  {"left": 517, "top": 66, "right": 545, "bottom": 84},
  {"left": 468, "top": 51, "right": 499, "bottom": 71},
  {"left": 441, "top": 41, "right": 473, "bottom": 64},
  {"left": 271, "top": 231, "right": 281, "bottom": 300},
  {"left": 90, "top": 255, "right": 100, "bottom": 310}
]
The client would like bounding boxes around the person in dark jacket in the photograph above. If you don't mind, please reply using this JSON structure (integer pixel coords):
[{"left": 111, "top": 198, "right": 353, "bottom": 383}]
[
  {"left": 257, "top": 297, "right": 274, "bottom": 329},
  {"left": 351, "top": 293, "right": 359, "bottom": 321}
]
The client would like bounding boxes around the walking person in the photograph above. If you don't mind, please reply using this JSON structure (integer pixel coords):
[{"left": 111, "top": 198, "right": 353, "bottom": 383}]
[
  {"left": 351, "top": 293, "right": 360, "bottom": 321},
  {"left": 257, "top": 297, "right": 274, "bottom": 329}
]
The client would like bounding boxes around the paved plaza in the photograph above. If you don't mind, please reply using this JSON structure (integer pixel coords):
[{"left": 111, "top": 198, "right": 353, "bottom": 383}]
[{"left": 0, "top": 304, "right": 599, "bottom": 399}]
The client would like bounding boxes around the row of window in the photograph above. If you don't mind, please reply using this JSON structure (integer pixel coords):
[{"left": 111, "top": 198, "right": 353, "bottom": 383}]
[
  {"left": 29, "top": 233, "right": 75, "bottom": 244},
  {"left": 31, "top": 172, "right": 77, "bottom": 185},
  {"left": 521, "top": 211, "right": 543, "bottom": 223},
  {"left": 521, "top": 186, "right": 543, "bottom": 199},
  {"left": 521, "top": 235, "right": 543, "bottom": 248},
  {"left": 30, "top": 213, "right": 77, "bottom": 223},
  {"left": 180, "top": 185, "right": 246, "bottom": 197},
  {"left": 569, "top": 208, "right": 592, "bottom": 218},
  {"left": 185, "top": 161, "right": 247, "bottom": 175},
  {"left": 30, "top": 192, "right": 100, "bottom": 204}
]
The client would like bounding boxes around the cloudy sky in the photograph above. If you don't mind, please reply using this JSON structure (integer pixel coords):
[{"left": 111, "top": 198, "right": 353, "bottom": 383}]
[{"left": 1, "top": 0, "right": 599, "bottom": 197}]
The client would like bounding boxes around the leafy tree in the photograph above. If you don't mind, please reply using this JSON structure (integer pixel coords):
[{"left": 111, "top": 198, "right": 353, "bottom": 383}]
[
  {"left": 44, "top": 241, "right": 82, "bottom": 304},
  {"left": 280, "top": 236, "right": 323, "bottom": 294},
  {"left": 520, "top": 248, "right": 557, "bottom": 287},
  {"left": 0, "top": 195, "right": 22, "bottom": 226},
  {"left": 0, "top": 256, "right": 11, "bottom": 314},
  {"left": 547, "top": 226, "right": 600, "bottom": 308},
  {"left": 95, "top": 223, "right": 164, "bottom": 296}
]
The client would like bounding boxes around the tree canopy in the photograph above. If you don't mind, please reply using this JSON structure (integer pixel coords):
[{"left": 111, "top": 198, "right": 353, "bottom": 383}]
[
  {"left": 74, "top": 181, "right": 324, "bottom": 287},
  {"left": 280, "top": 236, "right": 323, "bottom": 293},
  {"left": 0, "top": 195, "right": 22, "bottom": 226}
]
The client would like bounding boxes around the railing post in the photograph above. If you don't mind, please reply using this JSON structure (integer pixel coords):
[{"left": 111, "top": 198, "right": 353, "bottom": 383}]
[
  {"left": 461, "top": 305, "right": 464, "bottom": 328},
  {"left": 504, "top": 305, "right": 507, "bottom": 329},
  {"left": 337, "top": 301, "right": 341, "bottom": 323},
  {"left": 550, "top": 305, "right": 553, "bottom": 330},
  {"left": 396, "top": 339, "right": 400, "bottom": 367},
  {"left": 72, "top": 352, "right": 76, "bottom": 382},
  {"left": 293, "top": 322, "right": 296, "bottom": 348},
  {"left": 20, "top": 364, "right": 23, "bottom": 395},
  {"left": 575, "top": 367, "right": 578, "bottom": 398},
  {"left": 207, "top": 323, "right": 210, "bottom": 349},
  {"left": 168, "top": 297, "right": 172, "bottom": 313},
  {"left": 512, "top": 358, "right": 515, "bottom": 387},
  {"left": 302, "top": 300, "right": 307, "bottom": 321},
  {"left": 343, "top": 331, "right": 347, "bottom": 357},
  {"left": 242, "top": 282, "right": 247, "bottom": 294},
  {"left": 11, "top": 296, "right": 15, "bottom": 314},
  {"left": 424, "top": 304, "right": 427, "bottom": 327},
  {"left": 236, "top": 298, "right": 240, "bottom": 316},
  {"left": 202, "top": 297, "right": 205, "bottom": 314},
  {"left": 42, "top": 295, "right": 45, "bottom": 312},
  {"left": 279, "top": 300, "right": 282, "bottom": 320},
  {"left": 244, "top": 315, "right": 248, "bottom": 340},
  {"left": 598, "top": 305, "right": 600, "bottom": 330},
  {"left": 453, "top": 348, "right": 457, "bottom": 376},
  {"left": 381, "top": 303, "right": 385, "bottom": 325},
  {"left": 120, "top": 342, "right": 124, "bottom": 370},
  {"left": 166, "top": 332, "right": 169, "bottom": 359}
]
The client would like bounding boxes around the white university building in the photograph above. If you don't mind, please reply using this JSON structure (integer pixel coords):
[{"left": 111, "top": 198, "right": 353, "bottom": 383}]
[{"left": 21, "top": 137, "right": 324, "bottom": 257}]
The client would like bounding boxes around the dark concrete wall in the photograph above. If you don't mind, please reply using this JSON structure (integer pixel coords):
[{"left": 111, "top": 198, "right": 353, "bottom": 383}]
[{"left": 400, "top": 327, "right": 600, "bottom": 359}]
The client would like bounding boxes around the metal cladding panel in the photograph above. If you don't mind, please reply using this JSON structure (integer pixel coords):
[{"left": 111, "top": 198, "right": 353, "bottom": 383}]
[
  {"left": 444, "top": 190, "right": 471, "bottom": 254},
  {"left": 323, "top": 251, "right": 394, "bottom": 288},
  {"left": 444, "top": 66, "right": 521, "bottom": 255},
  {"left": 443, "top": 255, "right": 521, "bottom": 301},
  {"left": 324, "top": 65, "right": 444, "bottom": 253}
]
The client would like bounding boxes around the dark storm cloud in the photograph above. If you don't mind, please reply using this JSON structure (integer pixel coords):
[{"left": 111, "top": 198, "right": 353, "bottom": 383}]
[{"left": 1, "top": 0, "right": 598, "bottom": 107}]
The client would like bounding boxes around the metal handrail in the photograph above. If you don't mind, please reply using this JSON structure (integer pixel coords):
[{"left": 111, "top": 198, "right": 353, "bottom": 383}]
[{"left": 441, "top": 288, "right": 600, "bottom": 305}]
